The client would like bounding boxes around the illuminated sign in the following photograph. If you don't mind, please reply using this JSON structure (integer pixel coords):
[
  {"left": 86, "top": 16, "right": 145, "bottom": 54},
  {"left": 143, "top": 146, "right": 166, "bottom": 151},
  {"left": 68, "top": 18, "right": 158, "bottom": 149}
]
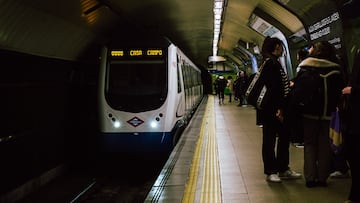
[
  {"left": 130, "top": 50, "right": 143, "bottom": 56},
  {"left": 147, "top": 49, "right": 163, "bottom": 56},
  {"left": 306, "top": 11, "right": 343, "bottom": 50},
  {"left": 110, "top": 48, "right": 164, "bottom": 59},
  {"left": 111, "top": 50, "right": 124, "bottom": 56},
  {"left": 308, "top": 12, "right": 340, "bottom": 41}
]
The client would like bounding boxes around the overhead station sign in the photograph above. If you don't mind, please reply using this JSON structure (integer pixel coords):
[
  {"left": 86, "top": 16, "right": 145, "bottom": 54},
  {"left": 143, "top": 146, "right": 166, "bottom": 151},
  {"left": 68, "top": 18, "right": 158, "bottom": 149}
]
[
  {"left": 275, "top": 0, "right": 344, "bottom": 52},
  {"left": 308, "top": 12, "right": 340, "bottom": 40},
  {"left": 307, "top": 11, "right": 343, "bottom": 50}
]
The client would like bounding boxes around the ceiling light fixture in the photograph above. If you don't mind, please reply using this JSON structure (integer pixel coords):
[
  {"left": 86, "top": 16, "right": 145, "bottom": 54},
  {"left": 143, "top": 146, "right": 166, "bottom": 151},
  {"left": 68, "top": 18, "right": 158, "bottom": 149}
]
[{"left": 209, "top": 0, "right": 226, "bottom": 63}]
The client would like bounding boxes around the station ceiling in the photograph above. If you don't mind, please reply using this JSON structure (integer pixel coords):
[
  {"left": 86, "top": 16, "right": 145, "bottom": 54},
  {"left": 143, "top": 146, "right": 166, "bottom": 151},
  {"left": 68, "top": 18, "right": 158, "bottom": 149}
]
[{"left": 0, "top": 0, "right": 337, "bottom": 69}]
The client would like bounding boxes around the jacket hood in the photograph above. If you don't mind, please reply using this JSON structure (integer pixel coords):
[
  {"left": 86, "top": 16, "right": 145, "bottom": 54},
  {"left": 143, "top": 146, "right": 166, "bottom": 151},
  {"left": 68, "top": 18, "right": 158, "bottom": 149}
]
[{"left": 299, "top": 57, "right": 340, "bottom": 69}]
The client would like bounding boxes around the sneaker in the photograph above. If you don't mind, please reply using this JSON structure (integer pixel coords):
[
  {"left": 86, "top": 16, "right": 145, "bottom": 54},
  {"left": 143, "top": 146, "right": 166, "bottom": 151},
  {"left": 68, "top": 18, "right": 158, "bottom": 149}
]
[
  {"left": 330, "top": 171, "right": 350, "bottom": 178},
  {"left": 295, "top": 144, "right": 304, "bottom": 149},
  {"left": 266, "top": 174, "right": 282, "bottom": 183},
  {"left": 278, "top": 169, "right": 302, "bottom": 179},
  {"left": 292, "top": 142, "right": 304, "bottom": 148}
]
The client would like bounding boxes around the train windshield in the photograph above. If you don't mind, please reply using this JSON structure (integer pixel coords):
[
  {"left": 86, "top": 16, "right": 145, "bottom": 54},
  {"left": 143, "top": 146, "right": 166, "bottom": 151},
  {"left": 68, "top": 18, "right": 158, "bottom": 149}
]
[{"left": 106, "top": 60, "right": 167, "bottom": 112}]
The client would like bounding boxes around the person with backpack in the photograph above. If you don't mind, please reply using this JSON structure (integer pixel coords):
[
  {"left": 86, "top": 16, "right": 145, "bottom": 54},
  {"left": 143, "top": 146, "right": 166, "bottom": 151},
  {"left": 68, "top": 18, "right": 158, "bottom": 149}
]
[{"left": 291, "top": 41, "right": 345, "bottom": 187}]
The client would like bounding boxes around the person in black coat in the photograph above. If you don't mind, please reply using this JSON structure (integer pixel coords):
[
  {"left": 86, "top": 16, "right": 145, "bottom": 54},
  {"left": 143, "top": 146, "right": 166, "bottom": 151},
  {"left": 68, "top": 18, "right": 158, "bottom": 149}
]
[
  {"left": 342, "top": 49, "right": 360, "bottom": 202},
  {"left": 291, "top": 41, "right": 345, "bottom": 187},
  {"left": 258, "top": 36, "right": 301, "bottom": 182},
  {"left": 234, "top": 71, "right": 248, "bottom": 106},
  {"left": 215, "top": 75, "right": 227, "bottom": 104},
  {"left": 289, "top": 47, "right": 309, "bottom": 146}
]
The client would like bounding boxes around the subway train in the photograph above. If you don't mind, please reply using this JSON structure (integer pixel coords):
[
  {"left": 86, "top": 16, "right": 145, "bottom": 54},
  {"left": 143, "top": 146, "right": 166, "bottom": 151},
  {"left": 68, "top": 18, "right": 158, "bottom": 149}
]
[{"left": 97, "top": 38, "right": 203, "bottom": 153}]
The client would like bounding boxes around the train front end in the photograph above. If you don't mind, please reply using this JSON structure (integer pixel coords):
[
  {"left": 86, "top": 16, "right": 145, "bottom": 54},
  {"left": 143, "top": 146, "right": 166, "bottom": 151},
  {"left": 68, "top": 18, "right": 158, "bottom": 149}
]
[{"left": 98, "top": 45, "right": 175, "bottom": 153}]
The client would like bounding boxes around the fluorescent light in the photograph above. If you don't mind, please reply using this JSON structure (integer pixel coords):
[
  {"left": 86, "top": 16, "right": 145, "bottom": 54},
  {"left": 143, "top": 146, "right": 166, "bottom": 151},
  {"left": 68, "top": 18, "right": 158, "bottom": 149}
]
[
  {"left": 208, "top": 55, "right": 226, "bottom": 62},
  {"left": 213, "top": 0, "right": 224, "bottom": 58},
  {"left": 214, "top": 1, "right": 223, "bottom": 8},
  {"left": 214, "top": 8, "right": 222, "bottom": 15}
]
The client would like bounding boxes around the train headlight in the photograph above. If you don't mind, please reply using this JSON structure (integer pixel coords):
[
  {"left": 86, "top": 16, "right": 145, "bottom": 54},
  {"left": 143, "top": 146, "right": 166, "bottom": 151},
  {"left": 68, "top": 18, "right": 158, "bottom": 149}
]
[
  {"left": 113, "top": 121, "right": 121, "bottom": 128},
  {"left": 150, "top": 121, "right": 158, "bottom": 128}
]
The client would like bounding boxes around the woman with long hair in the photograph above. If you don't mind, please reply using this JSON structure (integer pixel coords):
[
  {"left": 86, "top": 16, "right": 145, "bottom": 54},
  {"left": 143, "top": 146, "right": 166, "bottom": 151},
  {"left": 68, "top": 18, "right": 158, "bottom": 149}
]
[{"left": 259, "top": 36, "right": 301, "bottom": 182}]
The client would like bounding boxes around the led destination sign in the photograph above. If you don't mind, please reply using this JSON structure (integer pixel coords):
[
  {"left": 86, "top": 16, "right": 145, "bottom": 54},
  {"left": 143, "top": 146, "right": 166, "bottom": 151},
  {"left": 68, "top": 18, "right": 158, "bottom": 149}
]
[{"left": 110, "top": 48, "right": 164, "bottom": 59}]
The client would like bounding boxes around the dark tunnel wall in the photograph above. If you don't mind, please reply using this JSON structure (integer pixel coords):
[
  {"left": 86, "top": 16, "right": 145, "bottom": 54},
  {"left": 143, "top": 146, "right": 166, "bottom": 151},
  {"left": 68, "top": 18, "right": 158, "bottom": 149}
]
[
  {"left": 0, "top": 49, "right": 99, "bottom": 194},
  {"left": 0, "top": 43, "right": 210, "bottom": 195}
]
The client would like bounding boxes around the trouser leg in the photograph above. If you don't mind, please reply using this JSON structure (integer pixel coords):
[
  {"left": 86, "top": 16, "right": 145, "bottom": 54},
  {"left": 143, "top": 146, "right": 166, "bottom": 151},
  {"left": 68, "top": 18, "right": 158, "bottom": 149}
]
[
  {"left": 317, "top": 121, "right": 332, "bottom": 182},
  {"left": 347, "top": 133, "right": 360, "bottom": 201},
  {"left": 262, "top": 116, "right": 278, "bottom": 175},
  {"left": 277, "top": 121, "right": 290, "bottom": 172},
  {"left": 303, "top": 118, "right": 318, "bottom": 181}
]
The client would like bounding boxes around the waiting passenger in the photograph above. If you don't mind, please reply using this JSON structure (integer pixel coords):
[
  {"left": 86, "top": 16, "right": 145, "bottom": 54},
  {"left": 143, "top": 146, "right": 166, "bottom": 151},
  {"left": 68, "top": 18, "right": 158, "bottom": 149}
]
[
  {"left": 296, "top": 47, "right": 310, "bottom": 73},
  {"left": 291, "top": 41, "right": 345, "bottom": 187},
  {"left": 287, "top": 47, "right": 309, "bottom": 148},
  {"left": 215, "top": 75, "right": 227, "bottom": 104},
  {"left": 227, "top": 75, "right": 234, "bottom": 102},
  {"left": 234, "top": 71, "right": 248, "bottom": 106},
  {"left": 341, "top": 52, "right": 360, "bottom": 202},
  {"left": 214, "top": 75, "right": 219, "bottom": 95},
  {"left": 258, "top": 36, "right": 301, "bottom": 183},
  {"left": 329, "top": 54, "right": 350, "bottom": 180}
]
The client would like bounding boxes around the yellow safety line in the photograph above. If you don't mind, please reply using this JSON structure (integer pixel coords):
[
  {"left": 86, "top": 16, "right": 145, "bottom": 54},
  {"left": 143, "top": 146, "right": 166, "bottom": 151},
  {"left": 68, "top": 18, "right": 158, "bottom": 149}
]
[
  {"left": 182, "top": 96, "right": 210, "bottom": 202},
  {"left": 182, "top": 95, "right": 222, "bottom": 203},
  {"left": 200, "top": 95, "right": 221, "bottom": 203}
]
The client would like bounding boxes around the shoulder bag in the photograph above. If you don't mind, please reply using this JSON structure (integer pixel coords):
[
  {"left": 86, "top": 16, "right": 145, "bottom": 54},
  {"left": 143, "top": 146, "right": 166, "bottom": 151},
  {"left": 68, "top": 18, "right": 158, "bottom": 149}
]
[{"left": 245, "top": 59, "right": 270, "bottom": 110}]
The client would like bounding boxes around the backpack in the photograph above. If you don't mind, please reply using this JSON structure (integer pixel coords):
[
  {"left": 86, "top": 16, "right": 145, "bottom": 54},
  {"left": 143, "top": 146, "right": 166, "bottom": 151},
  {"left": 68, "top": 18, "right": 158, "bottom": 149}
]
[{"left": 291, "top": 68, "right": 340, "bottom": 115}]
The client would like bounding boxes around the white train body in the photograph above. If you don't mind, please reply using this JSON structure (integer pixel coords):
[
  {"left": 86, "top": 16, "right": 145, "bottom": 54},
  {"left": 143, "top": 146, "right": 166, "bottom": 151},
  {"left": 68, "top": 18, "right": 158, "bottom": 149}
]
[{"left": 98, "top": 39, "right": 203, "bottom": 153}]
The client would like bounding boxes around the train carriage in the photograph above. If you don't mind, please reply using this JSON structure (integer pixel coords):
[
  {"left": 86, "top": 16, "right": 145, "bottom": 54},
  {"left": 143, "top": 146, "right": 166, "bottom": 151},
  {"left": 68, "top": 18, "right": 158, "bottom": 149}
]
[{"left": 98, "top": 38, "right": 203, "bottom": 153}]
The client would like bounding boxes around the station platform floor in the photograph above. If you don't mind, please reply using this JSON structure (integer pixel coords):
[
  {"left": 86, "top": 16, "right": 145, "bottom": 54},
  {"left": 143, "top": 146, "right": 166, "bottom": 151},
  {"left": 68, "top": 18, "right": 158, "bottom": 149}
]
[{"left": 145, "top": 94, "right": 351, "bottom": 203}]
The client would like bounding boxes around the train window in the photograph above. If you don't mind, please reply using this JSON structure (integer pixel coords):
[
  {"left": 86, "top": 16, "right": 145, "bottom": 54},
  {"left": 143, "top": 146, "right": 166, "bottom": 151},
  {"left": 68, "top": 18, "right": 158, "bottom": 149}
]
[
  {"left": 105, "top": 60, "right": 167, "bottom": 113},
  {"left": 177, "top": 65, "right": 182, "bottom": 93}
]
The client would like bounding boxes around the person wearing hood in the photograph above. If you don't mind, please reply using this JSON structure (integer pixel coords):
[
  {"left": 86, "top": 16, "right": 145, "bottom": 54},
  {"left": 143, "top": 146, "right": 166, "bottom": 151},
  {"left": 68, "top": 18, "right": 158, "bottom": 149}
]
[{"left": 291, "top": 41, "right": 345, "bottom": 187}]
